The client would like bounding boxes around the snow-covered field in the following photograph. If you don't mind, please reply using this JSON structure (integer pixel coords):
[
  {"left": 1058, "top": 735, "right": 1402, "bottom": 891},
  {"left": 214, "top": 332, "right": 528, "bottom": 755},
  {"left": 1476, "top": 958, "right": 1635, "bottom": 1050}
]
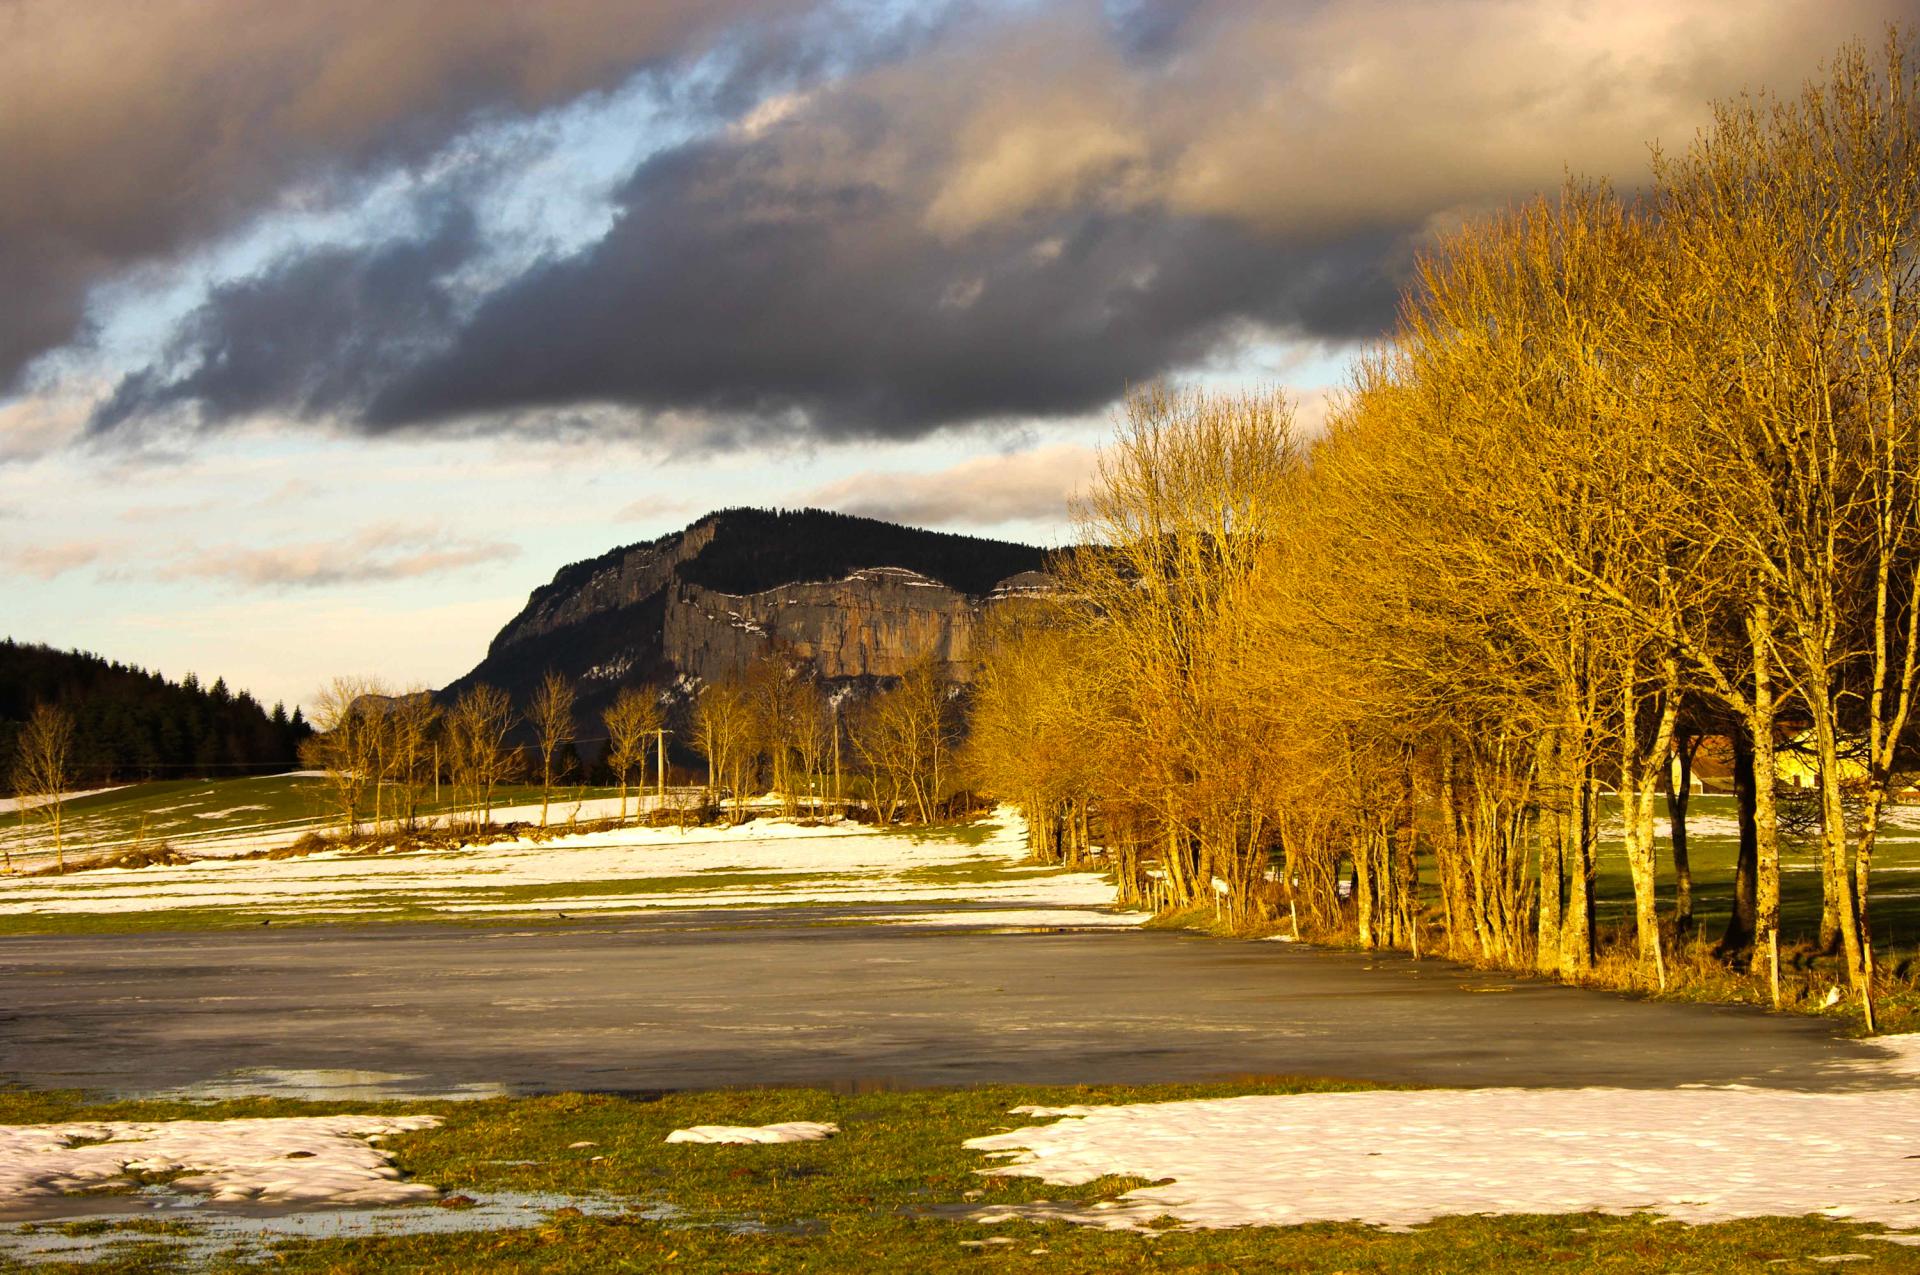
[
  {"left": 0, "top": 810, "right": 1137, "bottom": 929},
  {"left": 966, "top": 1061, "right": 1920, "bottom": 1237}
]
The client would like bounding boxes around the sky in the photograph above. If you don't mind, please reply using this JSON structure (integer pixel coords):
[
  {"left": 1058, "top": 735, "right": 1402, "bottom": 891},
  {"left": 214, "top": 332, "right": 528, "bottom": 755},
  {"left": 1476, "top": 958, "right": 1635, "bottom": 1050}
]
[{"left": 1, "top": 0, "right": 1909, "bottom": 711}]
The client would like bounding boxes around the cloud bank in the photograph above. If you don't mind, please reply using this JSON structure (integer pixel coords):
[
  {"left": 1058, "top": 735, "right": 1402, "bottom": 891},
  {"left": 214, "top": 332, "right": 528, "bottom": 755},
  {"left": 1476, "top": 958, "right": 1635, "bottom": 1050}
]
[{"left": 7, "top": 0, "right": 1911, "bottom": 456}]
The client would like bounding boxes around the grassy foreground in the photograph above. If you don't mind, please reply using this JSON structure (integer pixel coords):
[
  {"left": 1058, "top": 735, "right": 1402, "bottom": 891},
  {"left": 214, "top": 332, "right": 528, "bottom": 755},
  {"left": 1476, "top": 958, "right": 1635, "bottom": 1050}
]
[{"left": 2, "top": 1083, "right": 1916, "bottom": 1273}]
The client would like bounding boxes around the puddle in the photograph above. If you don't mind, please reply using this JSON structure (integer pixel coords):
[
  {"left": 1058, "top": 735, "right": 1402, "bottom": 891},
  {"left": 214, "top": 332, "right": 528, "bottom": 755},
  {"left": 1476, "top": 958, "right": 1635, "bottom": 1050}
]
[
  {"left": 0, "top": 1191, "right": 651, "bottom": 1266},
  {"left": 150, "top": 1068, "right": 508, "bottom": 1102}
]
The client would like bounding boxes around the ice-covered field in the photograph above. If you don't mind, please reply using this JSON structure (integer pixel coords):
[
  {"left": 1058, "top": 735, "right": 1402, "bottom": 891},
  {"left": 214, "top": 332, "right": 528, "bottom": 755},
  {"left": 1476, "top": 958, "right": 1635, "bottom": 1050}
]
[{"left": 0, "top": 809, "right": 1137, "bottom": 929}]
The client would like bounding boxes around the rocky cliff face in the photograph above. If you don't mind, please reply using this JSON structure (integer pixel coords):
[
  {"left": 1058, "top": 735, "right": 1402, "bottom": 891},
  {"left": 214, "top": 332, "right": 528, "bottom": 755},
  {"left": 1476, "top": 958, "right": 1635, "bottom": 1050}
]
[
  {"left": 487, "top": 519, "right": 716, "bottom": 655},
  {"left": 446, "top": 509, "right": 1054, "bottom": 717},
  {"left": 666, "top": 567, "right": 983, "bottom": 682}
]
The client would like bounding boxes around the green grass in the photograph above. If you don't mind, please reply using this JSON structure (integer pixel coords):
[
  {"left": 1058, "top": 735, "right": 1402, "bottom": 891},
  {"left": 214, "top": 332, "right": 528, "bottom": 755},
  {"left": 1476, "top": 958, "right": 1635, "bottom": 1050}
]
[
  {"left": 0, "top": 776, "right": 636, "bottom": 867},
  {"left": 1, "top": 1085, "right": 1914, "bottom": 1273},
  {"left": 893, "top": 860, "right": 1072, "bottom": 886},
  {"left": 902, "top": 820, "right": 1002, "bottom": 848},
  {"left": 2, "top": 775, "right": 329, "bottom": 860},
  {"left": 1589, "top": 794, "right": 1920, "bottom": 948}
]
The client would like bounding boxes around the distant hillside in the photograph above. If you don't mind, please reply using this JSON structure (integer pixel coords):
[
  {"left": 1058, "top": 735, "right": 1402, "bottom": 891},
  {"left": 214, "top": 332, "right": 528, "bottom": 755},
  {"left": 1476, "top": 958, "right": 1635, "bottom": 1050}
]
[
  {"left": 0, "top": 640, "right": 311, "bottom": 793},
  {"left": 448, "top": 507, "right": 1056, "bottom": 727}
]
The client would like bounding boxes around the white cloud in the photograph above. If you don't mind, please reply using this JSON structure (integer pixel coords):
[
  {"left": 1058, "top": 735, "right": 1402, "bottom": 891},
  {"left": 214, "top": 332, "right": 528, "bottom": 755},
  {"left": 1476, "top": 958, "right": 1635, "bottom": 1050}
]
[
  {"left": 805, "top": 442, "right": 1097, "bottom": 530},
  {"left": 157, "top": 523, "right": 519, "bottom": 590},
  {"left": 0, "top": 539, "right": 112, "bottom": 581}
]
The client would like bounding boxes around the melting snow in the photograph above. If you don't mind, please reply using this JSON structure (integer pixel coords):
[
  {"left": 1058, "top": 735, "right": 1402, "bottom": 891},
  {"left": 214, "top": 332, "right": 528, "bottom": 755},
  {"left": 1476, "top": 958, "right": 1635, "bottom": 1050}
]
[
  {"left": 665, "top": 1122, "right": 838, "bottom": 1145},
  {"left": 0, "top": 810, "right": 1129, "bottom": 928},
  {"left": 966, "top": 1085, "right": 1920, "bottom": 1233},
  {"left": 0, "top": 1115, "right": 441, "bottom": 1208}
]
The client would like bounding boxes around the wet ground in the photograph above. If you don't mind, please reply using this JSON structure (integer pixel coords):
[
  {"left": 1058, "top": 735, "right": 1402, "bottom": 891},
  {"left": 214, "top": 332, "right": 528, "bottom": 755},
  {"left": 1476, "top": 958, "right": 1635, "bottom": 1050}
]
[
  {"left": 0, "top": 906, "right": 1898, "bottom": 1097},
  {"left": 0, "top": 1190, "right": 648, "bottom": 1266}
]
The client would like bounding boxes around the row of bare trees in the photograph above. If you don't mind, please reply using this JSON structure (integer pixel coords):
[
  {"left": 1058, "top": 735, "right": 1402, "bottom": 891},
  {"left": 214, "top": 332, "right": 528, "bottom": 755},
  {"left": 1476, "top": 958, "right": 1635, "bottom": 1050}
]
[
  {"left": 301, "top": 678, "right": 514, "bottom": 836},
  {"left": 690, "top": 651, "right": 961, "bottom": 825},
  {"left": 968, "top": 35, "right": 1920, "bottom": 1025},
  {"left": 300, "top": 670, "right": 679, "bottom": 839},
  {"left": 965, "top": 387, "right": 1298, "bottom": 926}
]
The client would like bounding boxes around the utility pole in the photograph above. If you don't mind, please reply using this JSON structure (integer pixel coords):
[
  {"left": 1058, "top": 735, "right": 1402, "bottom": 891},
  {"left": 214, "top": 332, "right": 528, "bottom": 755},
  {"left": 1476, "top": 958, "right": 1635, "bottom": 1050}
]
[
  {"left": 831, "top": 701, "right": 842, "bottom": 820},
  {"left": 656, "top": 726, "right": 669, "bottom": 810}
]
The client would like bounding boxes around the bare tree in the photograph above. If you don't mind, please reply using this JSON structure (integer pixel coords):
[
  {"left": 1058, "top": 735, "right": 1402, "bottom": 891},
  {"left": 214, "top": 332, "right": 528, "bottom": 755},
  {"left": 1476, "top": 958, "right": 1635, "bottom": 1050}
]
[
  {"left": 848, "top": 692, "right": 906, "bottom": 825},
  {"left": 1059, "top": 383, "right": 1300, "bottom": 924},
  {"left": 300, "top": 677, "right": 384, "bottom": 837},
  {"left": 449, "top": 684, "right": 516, "bottom": 829},
  {"left": 966, "top": 607, "right": 1105, "bottom": 866},
  {"left": 603, "top": 686, "right": 661, "bottom": 820},
  {"left": 528, "top": 671, "right": 576, "bottom": 827},
  {"left": 692, "top": 678, "right": 753, "bottom": 823},
  {"left": 10, "top": 703, "right": 76, "bottom": 872},
  {"left": 387, "top": 690, "right": 442, "bottom": 832},
  {"left": 789, "top": 679, "right": 832, "bottom": 818},
  {"left": 745, "top": 652, "right": 808, "bottom": 815}
]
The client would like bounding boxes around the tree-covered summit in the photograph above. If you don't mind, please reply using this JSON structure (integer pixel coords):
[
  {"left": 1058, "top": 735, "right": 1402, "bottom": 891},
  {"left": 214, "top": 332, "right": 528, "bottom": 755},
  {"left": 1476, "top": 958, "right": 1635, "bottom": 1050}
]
[{"left": 677, "top": 507, "right": 1051, "bottom": 596}]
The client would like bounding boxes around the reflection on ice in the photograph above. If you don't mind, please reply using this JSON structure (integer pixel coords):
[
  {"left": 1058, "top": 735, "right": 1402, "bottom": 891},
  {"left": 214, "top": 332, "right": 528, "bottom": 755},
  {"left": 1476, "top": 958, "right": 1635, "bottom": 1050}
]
[{"left": 155, "top": 1068, "right": 507, "bottom": 1103}]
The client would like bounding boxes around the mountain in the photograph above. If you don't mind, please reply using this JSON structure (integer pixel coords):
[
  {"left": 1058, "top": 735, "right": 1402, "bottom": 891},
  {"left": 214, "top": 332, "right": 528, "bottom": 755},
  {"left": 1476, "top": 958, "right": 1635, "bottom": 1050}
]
[
  {"left": 0, "top": 639, "right": 311, "bottom": 792},
  {"left": 447, "top": 508, "right": 1057, "bottom": 719}
]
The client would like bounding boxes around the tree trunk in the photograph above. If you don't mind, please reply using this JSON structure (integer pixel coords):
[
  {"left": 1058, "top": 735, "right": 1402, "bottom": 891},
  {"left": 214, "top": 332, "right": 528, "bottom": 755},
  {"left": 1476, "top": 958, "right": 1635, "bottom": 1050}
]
[
  {"left": 1722, "top": 727, "right": 1758, "bottom": 956},
  {"left": 1354, "top": 827, "right": 1376, "bottom": 947},
  {"left": 1562, "top": 765, "right": 1596, "bottom": 975},
  {"left": 1536, "top": 729, "right": 1566, "bottom": 975},
  {"left": 1750, "top": 703, "right": 1782, "bottom": 981},
  {"left": 1667, "top": 734, "right": 1696, "bottom": 933},
  {"left": 1810, "top": 707, "right": 1866, "bottom": 972},
  {"left": 541, "top": 754, "right": 552, "bottom": 828}
]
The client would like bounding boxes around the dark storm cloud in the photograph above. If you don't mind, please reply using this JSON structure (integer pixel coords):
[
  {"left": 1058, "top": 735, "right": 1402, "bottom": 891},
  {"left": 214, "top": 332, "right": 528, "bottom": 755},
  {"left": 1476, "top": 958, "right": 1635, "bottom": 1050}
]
[
  {"left": 356, "top": 141, "right": 1409, "bottom": 439},
  {"left": 92, "top": 207, "right": 478, "bottom": 433},
  {"left": 0, "top": 0, "right": 809, "bottom": 388}
]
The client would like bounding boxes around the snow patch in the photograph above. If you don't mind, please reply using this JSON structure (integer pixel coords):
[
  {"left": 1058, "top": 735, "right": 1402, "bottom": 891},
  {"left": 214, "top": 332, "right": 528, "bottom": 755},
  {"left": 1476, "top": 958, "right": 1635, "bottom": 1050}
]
[
  {"left": 1860, "top": 1032, "right": 1920, "bottom": 1078},
  {"left": 966, "top": 1088, "right": 1920, "bottom": 1233},
  {"left": 0, "top": 1115, "right": 441, "bottom": 1207},
  {"left": 192, "top": 805, "right": 269, "bottom": 820},
  {"left": 665, "top": 1122, "right": 838, "bottom": 1145},
  {"left": 0, "top": 787, "right": 127, "bottom": 815}
]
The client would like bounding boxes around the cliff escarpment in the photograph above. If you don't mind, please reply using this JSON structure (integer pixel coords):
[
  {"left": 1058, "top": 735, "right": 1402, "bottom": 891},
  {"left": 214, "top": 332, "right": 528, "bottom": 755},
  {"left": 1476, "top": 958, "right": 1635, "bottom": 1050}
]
[{"left": 446, "top": 509, "right": 1056, "bottom": 721}]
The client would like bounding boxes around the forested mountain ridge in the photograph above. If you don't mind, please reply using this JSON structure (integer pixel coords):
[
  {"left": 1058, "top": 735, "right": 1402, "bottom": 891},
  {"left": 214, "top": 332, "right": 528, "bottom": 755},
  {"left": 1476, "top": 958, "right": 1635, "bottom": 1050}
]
[
  {"left": 0, "top": 640, "right": 311, "bottom": 792},
  {"left": 448, "top": 508, "right": 1055, "bottom": 719},
  {"left": 673, "top": 508, "right": 1051, "bottom": 596}
]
